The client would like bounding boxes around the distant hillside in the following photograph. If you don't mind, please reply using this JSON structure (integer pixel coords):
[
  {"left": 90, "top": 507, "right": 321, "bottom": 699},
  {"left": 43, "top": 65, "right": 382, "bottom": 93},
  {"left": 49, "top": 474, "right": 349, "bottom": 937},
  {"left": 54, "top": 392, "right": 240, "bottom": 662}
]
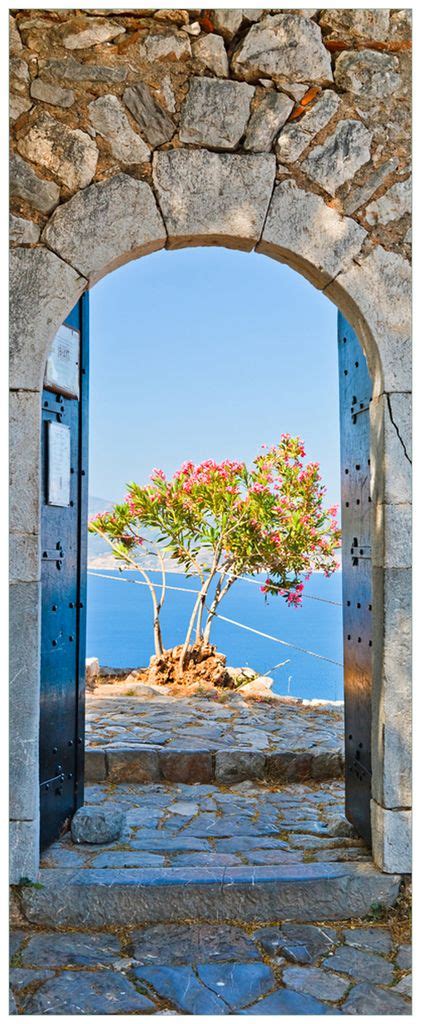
[
  {"left": 88, "top": 495, "right": 115, "bottom": 516},
  {"left": 87, "top": 494, "right": 116, "bottom": 560},
  {"left": 87, "top": 494, "right": 196, "bottom": 573},
  {"left": 88, "top": 551, "right": 187, "bottom": 573}
]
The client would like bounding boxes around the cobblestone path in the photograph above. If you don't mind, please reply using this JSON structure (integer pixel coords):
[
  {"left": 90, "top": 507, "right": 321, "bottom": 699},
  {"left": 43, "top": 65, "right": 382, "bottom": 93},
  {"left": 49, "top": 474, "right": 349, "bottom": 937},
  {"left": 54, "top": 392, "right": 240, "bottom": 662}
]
[
  {"left": 41, "top": 780, "right": 369, "bottom": 870},
  {"left": 86, "top": 692, "right": 344, "bottom": 755},
  {"left": 10, "top": 918, "right": 411, "bottom": 1014}
]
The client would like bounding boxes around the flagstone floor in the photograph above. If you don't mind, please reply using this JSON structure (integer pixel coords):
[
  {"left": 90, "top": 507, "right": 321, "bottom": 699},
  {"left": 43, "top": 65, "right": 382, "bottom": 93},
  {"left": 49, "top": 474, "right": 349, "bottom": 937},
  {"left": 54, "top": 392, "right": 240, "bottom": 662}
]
[{"left": 11, "top": 916, "right": 411, "bottom": 1014}]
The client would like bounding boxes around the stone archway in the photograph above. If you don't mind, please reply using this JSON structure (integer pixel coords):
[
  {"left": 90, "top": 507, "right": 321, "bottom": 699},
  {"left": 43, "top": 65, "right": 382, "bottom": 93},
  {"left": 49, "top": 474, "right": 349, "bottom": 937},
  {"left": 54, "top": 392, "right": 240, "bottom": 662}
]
[{"left": 9, "top": 8, "right": 411, "bottom": 882}]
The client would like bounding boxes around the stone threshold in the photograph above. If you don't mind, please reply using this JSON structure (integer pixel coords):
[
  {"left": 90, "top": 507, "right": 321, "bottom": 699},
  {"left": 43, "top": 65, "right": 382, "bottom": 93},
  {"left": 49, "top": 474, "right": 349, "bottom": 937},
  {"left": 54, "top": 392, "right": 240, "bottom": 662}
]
[
  {"left": 19, "top": 862, "right": 400, "bottom": 928},
  {"left": 86, "top": 745, "right": 344, "bottom": 786}
]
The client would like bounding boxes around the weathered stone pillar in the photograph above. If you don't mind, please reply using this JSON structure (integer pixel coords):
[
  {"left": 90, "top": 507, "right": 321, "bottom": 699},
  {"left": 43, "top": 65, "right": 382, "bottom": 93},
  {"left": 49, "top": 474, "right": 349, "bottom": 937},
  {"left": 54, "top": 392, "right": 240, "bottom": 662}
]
[
  {"left": 9, "top": 252, "right": 86, "bottom": 883},
  {"left": 370, "top": 394, "right": 412, "bottom": 872}
]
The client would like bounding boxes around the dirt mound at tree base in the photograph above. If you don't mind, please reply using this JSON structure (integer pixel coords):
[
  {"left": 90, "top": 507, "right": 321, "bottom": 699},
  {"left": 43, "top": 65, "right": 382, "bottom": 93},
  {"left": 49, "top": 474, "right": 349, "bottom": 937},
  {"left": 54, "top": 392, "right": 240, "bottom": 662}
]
[
  {"left": 146, "top": 642, "right": 235, "bottom": 689},
  {"left": 91, "top": 647, "right": 283, "bottom": 700}
]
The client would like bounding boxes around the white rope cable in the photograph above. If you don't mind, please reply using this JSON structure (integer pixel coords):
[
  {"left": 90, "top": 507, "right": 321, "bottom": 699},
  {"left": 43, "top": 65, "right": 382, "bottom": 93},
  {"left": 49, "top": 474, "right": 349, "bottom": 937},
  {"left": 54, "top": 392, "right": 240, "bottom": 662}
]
[
  {"left": 88, "top": 570, "right": 200, "bottom": 595},
  {"left": 208, "top": 612, "right": 343, "bottom": 667},
  {"left": 87, "top": 570, "right": 343, "bottom": 667}
]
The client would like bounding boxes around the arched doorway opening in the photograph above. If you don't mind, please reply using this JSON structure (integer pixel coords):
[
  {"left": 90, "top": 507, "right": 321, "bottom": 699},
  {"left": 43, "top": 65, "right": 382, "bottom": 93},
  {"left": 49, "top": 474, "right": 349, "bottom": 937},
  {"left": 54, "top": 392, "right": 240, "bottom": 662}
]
[{"left": 39, "top": 243, "right": 371, "bottom": 863}]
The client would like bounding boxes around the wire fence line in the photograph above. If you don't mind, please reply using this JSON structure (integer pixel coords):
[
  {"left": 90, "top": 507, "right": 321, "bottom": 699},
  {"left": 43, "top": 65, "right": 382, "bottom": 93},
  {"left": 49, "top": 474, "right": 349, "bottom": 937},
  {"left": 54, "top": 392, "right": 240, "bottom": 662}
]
[
  {"left": 210, "top": 612, "right": 343, "bottom": 668},
  {"left": 88, "top": 569, "right": 202, "bottom": 596},
  {"left": 87, "top": 561, "right": 343, "bottom": 607},
  {"left": 87, "top": 569, "right": 344, "bottom": 668}
]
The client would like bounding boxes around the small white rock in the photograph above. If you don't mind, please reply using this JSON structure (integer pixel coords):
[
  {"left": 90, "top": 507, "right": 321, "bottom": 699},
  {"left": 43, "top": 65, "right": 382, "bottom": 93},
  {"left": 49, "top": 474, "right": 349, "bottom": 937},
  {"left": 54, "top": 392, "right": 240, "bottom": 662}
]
[
  {"left": 183, "top": 21, "right": 201, "bottom": 36},
  {"left": 86, "top": 657, "right": 100, "bottom": 682}
]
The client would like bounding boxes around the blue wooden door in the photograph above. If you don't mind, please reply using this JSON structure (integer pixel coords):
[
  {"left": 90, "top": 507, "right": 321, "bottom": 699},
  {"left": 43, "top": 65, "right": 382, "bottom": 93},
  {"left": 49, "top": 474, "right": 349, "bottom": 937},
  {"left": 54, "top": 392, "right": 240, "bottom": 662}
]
[
  {"left": 338, "top": 313, "right": 373, "bottom": 845},
  {"left": 39, "top": 295, "right": 89, "bottom": 850}
]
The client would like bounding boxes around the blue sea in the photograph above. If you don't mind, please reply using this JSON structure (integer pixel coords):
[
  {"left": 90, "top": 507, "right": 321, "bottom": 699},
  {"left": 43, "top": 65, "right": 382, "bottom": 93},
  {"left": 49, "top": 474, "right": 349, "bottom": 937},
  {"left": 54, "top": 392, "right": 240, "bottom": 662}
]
[{"left": 87, "top": 570, "right": 344, "bottom": 702}]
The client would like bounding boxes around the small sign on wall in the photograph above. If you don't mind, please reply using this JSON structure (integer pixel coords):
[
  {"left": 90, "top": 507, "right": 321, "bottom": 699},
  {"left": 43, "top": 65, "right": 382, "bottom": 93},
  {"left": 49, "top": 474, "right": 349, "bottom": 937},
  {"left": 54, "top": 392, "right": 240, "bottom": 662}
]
[
  {"left": 44, "top": 324, "right": 80, "bottom": 398},
  {"left": 47, "top": 421, "right": 71, "bottom": 507}
]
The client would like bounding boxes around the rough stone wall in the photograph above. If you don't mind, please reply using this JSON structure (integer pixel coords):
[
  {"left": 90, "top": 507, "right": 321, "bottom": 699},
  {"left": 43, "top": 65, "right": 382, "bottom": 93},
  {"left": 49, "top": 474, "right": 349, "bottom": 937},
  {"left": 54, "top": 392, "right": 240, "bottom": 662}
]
[
  {"left": 10, "top": 9, "right": 411, "bottom": 255},
  {"left": 9, "top": 9, "right": 412, "bottom": 880}
]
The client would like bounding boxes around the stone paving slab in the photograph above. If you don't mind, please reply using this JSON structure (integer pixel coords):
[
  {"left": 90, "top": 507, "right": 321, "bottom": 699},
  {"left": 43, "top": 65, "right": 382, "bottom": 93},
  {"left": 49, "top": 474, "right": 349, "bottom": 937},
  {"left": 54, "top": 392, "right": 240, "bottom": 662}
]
[
  {"left": 254, "top": 922, "right": 337, "bottom": 962},
  {"left": 21, "top": 969, "right": 156, "bottom": 1014},
  {"left": 86, "top": 693, "right": 344, "bottom": 784},
  {"left": 20, "top": 931, "right": 121, "bottom": 967},
  {"left": 10, "top": 920, "right": 411, "bottom": 1015}
]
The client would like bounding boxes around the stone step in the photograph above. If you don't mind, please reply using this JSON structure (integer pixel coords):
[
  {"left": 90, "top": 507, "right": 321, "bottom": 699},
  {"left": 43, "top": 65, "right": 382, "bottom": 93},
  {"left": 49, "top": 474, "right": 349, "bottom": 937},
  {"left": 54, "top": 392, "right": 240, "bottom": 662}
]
[
  {"left": 85, "top": 744, "right": 344, "bottom": 786},
  {"left": 19, "top": 862, "right": 400, "bottom": 928}
]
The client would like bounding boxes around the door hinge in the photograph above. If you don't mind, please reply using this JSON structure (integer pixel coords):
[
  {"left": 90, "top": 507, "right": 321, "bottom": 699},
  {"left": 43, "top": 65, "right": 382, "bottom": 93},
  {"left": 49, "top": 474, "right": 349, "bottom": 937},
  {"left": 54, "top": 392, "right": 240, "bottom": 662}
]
[
  {"left": 350, "top": 540, "right": 371, "bottom": 565},
  {"left": 42, "top": 545, "right": 65, "bottom": 566},
  {"left": 40, "top": 771, "right": 65, "bottom": 791},
  {"left": 351, "top": 758, "right": 372, "bottom": 781},
  {"left": 351, "top": 397, "right": 371, "bottom": 423}
]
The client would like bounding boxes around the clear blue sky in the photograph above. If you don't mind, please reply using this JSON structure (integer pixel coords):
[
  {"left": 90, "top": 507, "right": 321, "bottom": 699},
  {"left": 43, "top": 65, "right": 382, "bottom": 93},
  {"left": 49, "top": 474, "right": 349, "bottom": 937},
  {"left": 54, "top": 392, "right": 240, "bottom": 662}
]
[{"left": 89, "top": 247, "right": 339, "bottom": 509}]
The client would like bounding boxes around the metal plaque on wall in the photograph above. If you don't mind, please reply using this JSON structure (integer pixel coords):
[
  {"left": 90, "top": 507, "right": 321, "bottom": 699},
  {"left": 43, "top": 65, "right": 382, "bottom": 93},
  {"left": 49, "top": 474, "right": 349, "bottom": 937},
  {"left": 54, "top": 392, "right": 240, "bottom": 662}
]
[
  {"left": 44, "top": 324, "right": 80, "bottom": 398},
  {"left": 47, "top": 421, "right": 71, "bottom": 507}
]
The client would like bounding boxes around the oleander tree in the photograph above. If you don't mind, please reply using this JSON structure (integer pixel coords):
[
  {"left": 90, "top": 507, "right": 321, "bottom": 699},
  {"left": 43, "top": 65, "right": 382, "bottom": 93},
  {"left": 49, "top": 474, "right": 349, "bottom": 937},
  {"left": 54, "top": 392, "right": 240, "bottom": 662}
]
[{"left": 89, "top": 435, "right": 341, "bottom": 674}]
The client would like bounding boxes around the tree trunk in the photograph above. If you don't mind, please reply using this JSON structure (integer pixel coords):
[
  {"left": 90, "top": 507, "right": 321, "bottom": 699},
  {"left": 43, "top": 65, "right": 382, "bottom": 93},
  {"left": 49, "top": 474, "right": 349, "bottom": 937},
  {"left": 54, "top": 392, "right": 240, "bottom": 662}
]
[
  {"left": 179, "top": 570, "right": 217, "bottom": 674},
  {"left": 203, "top": 576, "right": 235, "bottom": 643},
  {"left": 153, "top": 613, "right": 164, "bottom": 657}
]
